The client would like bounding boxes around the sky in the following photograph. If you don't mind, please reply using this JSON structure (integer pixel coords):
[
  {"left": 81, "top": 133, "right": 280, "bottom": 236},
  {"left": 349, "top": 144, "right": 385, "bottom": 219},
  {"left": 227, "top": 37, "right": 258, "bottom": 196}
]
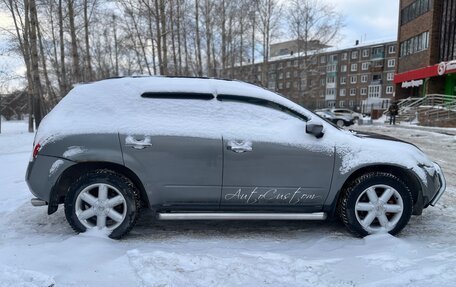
[
  {"left": 328, "top": 0, "right": 399, "bottom": 47},
  {"left": 0, "top": 0, "right": 400, "bottom": 92}
]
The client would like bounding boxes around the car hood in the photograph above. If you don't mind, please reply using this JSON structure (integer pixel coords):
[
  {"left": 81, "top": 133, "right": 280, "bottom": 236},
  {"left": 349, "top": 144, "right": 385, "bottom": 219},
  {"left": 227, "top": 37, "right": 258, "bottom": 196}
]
[{"left": 352, "top": 130, "right": 420, "bottom": 149}]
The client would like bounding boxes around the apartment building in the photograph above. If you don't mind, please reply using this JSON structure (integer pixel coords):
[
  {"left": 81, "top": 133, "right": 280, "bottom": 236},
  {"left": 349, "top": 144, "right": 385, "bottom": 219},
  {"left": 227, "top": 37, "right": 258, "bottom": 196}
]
[
  {"left": 226, "top": 39, "right": 397, "bottom": 113},
  {"left": 395, "top": 0, "right": 456, "bottom": 98}
]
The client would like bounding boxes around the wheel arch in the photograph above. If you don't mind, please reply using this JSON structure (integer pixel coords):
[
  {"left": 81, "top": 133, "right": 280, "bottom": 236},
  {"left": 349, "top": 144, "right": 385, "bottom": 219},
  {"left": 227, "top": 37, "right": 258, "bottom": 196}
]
[
  {"left": 48, "top": 161, "right": 150, "bottom": 214},
  {"left": 328, "top": 164, "right": 423, "bottom": 218}
]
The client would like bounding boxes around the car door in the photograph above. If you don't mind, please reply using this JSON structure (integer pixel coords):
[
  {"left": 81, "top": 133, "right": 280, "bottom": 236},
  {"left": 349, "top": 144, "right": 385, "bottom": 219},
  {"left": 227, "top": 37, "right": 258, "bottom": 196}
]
[
  {"left": 218, "top": 95, "right": 335, "bottom": 210},
  {"left": 120, "top": 93, "right": 223, "bottom": 209}
]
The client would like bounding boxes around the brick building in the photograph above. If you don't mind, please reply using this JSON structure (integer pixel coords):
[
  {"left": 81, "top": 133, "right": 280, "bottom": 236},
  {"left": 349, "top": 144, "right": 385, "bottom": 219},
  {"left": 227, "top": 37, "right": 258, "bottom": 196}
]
[
  {"left": 226, "top": 40, "right": 397, "bottom": 113},
  {"left": 394, "top": 0, "right": 456, "bottom": 99}
]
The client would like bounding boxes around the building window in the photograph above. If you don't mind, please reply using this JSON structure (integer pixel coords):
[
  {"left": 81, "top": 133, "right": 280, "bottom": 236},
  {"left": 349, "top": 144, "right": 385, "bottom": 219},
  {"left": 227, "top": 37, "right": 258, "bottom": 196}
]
[
  {"left": 327, "top": 76, "right": 336, "bottom": 84},
  {"left": 388, "top": 45, "right": 396, "bottom": 54},
  {"left": 349, "top": 100, "right": 354, "bottom": 107},
  {"left": 320, "top": 78, "right": 325, "bottom": 86},
  {"left": 287, "top": 61, "right": 291, "bottom": 67},
  {"left": 320, "top": 56, "right": 326, "bottom": 64},
  {"left": 362, "top": 49, "right": 369, "bottom": 57},
  {"left": 341, "top": 53, "right": 348, "bottom": 60},
  {"left": 361, "top": 62, "right": 370, "bottom": 70},
  {"left": 339, "top": 100, "right": 345, "bottom": 107},
  {"left": 329, "top": 54, "right": 338, "bottom": 62},
  {"left": 368, "top": 85, "right": 382, "bottom": 98},
  {"left": 327, "top": 65, "right": 337, "bottom": 72},
  {"left": 387, "top": 59, "right": 396, "bottom": 68},
  {"left": 350, "top": 88, "right": 356, "bottom": 96},
  {"left": 286, "top": 82, "right": 290, "bottom": 89},
  {"left": 326, "top": 88, "right": 336, "bottom": 96},
  {"left": 341, "top": 65, "right": 347, "bottom": 72},
  {"left": 279, "top": 72, "right": 283, "bottom": 79},
  {"left": 386, "top": 86, "right": 394, "bottom": 94},
  {"left": 440, "top": 0, "right": 456, "bottom": 61},
  {"left": 351, "top": 63, "right": 358, "bottom": 72},
  {"left": 340, "top": 76, "right": 346, "bottom": 84},
  {"left": 278, "top": 83, "right": 283, "bottom": 89},
  {"left": 401, "top": 0, "right": 431, "bottom": 26},
  {"left": 373, "top": 74, "right": 382, "bottom": 83},
  {"left": 360, "top": 87, "right": 367, "bottom": 95},
  {"left": 400, "top": 31, "right": 429, "bottom": 57},
  {"left": 350, "top": 75, "right": 357, "bottom": 84},
  {"left": 293, "top": 82, "right": 298, "bottom": 88},
  {"left": 286, "top": 71, "right": 291, "bottom": 78},
  {"left": 387, "top": 72, "right": 394, "bottom": 81},
  {"left": 293, "top": 71, "right": 298, "bottom": 77},
  {"left": 340, "top": 89, "right": 346, "bottom": 97},
  {"left": 351, "top": 51, "right": 358, "bottom": 59},
  {"left": 361, "top": 74, "right": 368, "bottom": 83}
]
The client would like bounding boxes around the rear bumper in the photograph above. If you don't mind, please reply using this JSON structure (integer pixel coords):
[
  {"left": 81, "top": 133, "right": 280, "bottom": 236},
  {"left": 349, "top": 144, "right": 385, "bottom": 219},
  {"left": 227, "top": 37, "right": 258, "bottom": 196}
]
[
  {"left": 429, "top": 163, "right": 446, "bottom": 206},
  {"left": 26, "top": 155, "right": 75, "bottom": 202}
]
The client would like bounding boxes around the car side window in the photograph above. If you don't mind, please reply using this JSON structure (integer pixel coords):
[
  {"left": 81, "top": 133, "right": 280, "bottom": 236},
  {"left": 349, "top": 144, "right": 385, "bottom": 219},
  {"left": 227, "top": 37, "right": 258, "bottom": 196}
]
[{"left": 217, "top": 94, "right": 308, "bottom": 122}]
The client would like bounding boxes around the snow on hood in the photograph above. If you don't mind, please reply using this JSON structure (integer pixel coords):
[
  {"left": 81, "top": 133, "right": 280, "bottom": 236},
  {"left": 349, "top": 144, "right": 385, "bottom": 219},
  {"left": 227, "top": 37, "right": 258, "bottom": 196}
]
[{"left": 328, "top": 130, "right": 434, "bottom": 184}]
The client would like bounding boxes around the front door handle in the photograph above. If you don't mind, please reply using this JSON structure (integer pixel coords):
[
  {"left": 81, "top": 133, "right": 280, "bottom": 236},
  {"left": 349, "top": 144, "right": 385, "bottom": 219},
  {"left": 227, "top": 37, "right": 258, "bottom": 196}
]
[
  {"left": 227, "top": 140, "right": 252, "bottom": 153},
  {"left": 125, "top": 136, "right": 152, "bottom": 149}
]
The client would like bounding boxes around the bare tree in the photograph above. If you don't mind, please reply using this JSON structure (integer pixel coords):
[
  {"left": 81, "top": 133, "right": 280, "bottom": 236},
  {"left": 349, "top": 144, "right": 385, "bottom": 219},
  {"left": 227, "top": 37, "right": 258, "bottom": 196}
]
[{"left": 287, "top": 0, "right": 343, "bottom": 106}]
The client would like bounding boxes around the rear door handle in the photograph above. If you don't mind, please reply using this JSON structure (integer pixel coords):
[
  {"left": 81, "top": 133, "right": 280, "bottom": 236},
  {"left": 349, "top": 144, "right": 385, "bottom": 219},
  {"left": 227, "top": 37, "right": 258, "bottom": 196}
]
[
  {"left": 227, "top": 140, "right": 252, "bottom": 153},
  {"left": 125, "top": 136, "right": 152, "bottom": 149}
]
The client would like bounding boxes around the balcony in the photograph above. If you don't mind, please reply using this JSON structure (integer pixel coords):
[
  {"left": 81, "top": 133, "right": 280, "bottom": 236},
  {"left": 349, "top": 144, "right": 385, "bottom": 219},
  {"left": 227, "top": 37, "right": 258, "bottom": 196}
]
[
  {"left": 325, "top": 94, "right": 336, "bottom": 101},
  {"left": 371, "top": 52, "right": 385, "bottom": 60}
]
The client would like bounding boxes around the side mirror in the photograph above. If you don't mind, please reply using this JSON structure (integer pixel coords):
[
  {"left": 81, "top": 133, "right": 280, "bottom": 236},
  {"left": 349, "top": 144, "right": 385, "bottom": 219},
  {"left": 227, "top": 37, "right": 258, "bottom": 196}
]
[{"left": 306, "top": 123, "right": 324, "bottom": 138}]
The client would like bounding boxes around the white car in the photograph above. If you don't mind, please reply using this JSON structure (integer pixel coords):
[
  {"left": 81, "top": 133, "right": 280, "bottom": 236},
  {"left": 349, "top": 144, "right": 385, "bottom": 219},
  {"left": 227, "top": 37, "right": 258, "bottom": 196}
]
[{"left": 331, "top": 108, "right": 363, "bottom": 121}]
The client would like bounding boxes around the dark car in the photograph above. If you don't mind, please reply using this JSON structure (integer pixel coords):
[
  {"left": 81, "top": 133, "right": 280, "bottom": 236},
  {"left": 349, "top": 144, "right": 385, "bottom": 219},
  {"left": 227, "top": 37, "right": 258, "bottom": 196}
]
[
  {"left": 26, "top": 77, "right": 446, "bottom": 239},
  {"left": 315, "top": 110, "right": 354, "bottom": 127}
]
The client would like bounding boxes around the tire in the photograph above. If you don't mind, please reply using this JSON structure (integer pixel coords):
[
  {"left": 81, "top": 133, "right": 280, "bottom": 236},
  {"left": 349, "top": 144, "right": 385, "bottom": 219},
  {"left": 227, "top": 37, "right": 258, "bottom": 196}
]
[
  {"left": 64, "top": 169, "right": 141, "bottom": 239},
  {"left": 338, "top": 172, "right": 413, "bottom": 237},
  {"left": 336, "top": 119, "right": 345, "bottom": 127}
]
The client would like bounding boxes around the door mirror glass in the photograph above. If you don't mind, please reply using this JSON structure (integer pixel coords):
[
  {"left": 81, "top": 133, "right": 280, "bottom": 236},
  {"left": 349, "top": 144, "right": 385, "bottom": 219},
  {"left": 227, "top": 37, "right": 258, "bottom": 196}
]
[{"left": 306, "top": 122, "right": 324, "bottom": 138}]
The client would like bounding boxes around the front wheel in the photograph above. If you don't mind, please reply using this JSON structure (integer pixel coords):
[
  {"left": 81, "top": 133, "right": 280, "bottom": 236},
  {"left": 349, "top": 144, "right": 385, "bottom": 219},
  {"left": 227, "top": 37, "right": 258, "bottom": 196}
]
[
  {"left": 338, "top": 172, "right": 413, "bottom": 237},
  {"left": 64, "top": 169, "right": 141, "bottom": 239}
]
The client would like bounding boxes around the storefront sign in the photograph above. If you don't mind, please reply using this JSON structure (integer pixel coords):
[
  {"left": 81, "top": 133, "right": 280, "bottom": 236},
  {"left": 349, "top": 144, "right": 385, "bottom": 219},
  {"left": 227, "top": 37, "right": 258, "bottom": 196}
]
[
  {"left": 401, "top": 79, "right": 423, "bottom": 88},
  {"left": 438, "top": 60, "right": 456, "bottom": 76}
]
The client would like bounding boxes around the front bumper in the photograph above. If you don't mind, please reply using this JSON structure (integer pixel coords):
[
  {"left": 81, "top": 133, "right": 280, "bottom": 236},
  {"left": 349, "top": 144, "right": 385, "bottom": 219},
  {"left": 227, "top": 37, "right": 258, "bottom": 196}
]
[{"left": 429, "top": 162, "right": 446, "bottom": 206}]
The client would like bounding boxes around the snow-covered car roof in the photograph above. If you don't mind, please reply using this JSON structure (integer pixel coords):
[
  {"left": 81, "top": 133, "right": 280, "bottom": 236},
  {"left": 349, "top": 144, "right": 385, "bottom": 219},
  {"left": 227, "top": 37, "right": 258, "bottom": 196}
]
[{"left": 35, "top": 76, "right": 317, "bottom": 144}]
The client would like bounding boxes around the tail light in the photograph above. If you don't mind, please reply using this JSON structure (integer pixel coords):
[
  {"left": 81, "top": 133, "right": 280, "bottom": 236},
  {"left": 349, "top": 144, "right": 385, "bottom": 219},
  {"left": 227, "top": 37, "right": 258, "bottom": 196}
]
[{"left": 32, "top": 143, "right": 41, "bottom": 159}]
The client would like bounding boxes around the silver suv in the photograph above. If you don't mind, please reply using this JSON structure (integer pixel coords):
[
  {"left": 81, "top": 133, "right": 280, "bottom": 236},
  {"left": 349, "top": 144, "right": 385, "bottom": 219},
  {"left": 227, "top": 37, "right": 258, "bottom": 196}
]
[{"left": 26, "top": 77, "right": 446, "bottom": 239}]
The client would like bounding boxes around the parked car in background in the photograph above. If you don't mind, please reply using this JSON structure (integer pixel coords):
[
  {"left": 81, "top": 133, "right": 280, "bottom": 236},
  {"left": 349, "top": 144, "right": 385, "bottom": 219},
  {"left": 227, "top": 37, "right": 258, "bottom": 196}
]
[
  {"left": 26, "top": 77, "right": 446, "bottom": 239},
  {"left": 315, "top": 110, "right": 354, "bottom": 127},
  {"left": 330, "top": 108, "right": 363, "bottom": 121}
]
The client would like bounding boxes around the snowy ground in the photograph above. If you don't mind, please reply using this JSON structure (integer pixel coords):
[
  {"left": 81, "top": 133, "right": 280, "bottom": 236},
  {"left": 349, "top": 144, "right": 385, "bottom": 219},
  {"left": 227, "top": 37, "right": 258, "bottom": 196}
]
[{"left": 0, "top": 120, "right": 455, "bottom": 287}]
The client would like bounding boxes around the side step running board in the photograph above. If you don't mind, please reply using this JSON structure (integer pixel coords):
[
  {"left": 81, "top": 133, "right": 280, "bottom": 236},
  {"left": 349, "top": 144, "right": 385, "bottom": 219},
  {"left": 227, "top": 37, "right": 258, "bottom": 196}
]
[{"left": 157, "top": 212, "right": 327, "bottom": 221}]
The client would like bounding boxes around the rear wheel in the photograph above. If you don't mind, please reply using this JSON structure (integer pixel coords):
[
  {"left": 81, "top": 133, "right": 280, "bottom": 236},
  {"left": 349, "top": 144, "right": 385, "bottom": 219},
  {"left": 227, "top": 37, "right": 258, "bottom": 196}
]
[
  {"left": 64, "top": 169, "right": 141, "bottom": 239},
  {"left": 338, "top": 172, "right": 413, "bottom": 237},
  {"left": 336, "top": 119, "right": 345, "bottom": 127}
]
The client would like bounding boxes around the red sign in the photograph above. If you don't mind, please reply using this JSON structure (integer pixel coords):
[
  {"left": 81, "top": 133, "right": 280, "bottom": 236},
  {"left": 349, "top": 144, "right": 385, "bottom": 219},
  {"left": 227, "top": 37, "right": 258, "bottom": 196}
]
[{"left": 394, "top": 60, "right": 456, "bottom": 84}]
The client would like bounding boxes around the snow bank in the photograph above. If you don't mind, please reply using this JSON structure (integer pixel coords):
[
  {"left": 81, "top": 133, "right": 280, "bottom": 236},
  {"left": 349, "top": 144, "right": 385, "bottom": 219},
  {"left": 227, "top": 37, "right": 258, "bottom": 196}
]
[{"left": 0, "top": 265, "right": 55, "bottom": 287}]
